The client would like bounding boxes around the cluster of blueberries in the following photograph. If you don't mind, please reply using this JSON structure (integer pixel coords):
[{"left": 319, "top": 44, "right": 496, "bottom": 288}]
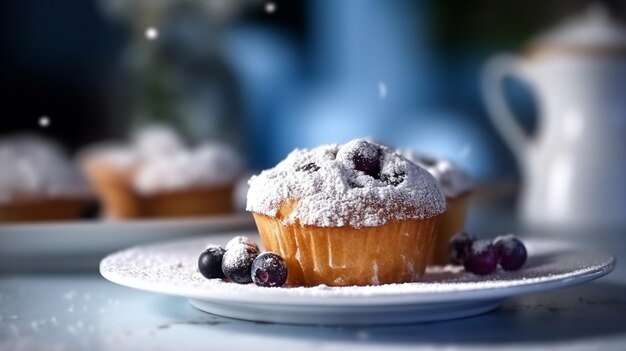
[
  {"left": 198, "top": 236, "right": 288, "bottom": 287},
  {"left": 450, "top": 232, "right": 528, "bottom": 275},
  {"left": 199, "top": 231, "right": 527, "bottom": 288}
]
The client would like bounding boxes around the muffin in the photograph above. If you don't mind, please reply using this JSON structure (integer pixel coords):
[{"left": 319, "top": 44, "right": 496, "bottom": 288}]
[
  {"left": 81, "top": 145, "right": 141, "bottom": 218},
  {"left": 81, "top": 126, "right": 244, "bottom": 219},
  {"left": 247, "top": 139, "right": 447, "bottom": 287},
  {"left": 400, "top": 150, "right": 472, "bottom": 265},
  {"left": 0, "top": 135, "right": 88, "bottom": 222}
]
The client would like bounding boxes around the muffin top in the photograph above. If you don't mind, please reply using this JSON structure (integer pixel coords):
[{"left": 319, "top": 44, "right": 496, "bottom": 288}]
[
  {"left": 81, "top": 125, "right": 244, "bottom": 194},
  {"left": 0, "top": 135, "right": 87, "bottom": 203},
  {"left": 246, "top": 139, "right": 447, "bottom": 228},
  {"left": 399, "top": 149, "right": 472, "bottom": 198},
  {"left": 134, "top": 142, "right": 244, "bottom": 194}
]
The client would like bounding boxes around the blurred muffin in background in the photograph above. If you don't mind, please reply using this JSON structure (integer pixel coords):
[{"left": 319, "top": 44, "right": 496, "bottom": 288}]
[
  {"left": 399, "top": 150, "right": 472, "bottom": 265},
  {"left": 0, "top": 135, "right": 88, "bottom": 222},
  {"left": 81, "top": 125, "right": 244, "bottom": 219}
]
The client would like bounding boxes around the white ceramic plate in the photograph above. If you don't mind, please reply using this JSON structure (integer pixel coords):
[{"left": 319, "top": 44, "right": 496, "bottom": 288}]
[
  {"left": 0, "top": 215, "right": 255, "bottom": 272},
  {"left": 100, "top": 232, "right": 615, "bottom": 325}
]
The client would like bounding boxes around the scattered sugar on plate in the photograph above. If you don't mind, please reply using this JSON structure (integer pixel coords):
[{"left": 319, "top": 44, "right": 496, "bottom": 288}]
[{"left": 100, "top": 236, "right": 614, "bottom": 301}]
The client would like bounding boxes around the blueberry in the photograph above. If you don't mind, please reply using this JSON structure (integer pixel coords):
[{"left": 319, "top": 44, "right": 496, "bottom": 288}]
[
  {"left": 198, "top": 246, "right": 226, "bottom": 279},
  {"left": 222, "top": 244, "right": 259, "bottom": 284},
  {"left": 494, "top": 234, "right": 527, "bottom": 271},
  {"left": 463, "top": 240, "right": 498, "bottom": 275},
  {"left": 225, "top": 236, "right": 259, "bottom": 252},
  {"left": 380, "top": 171, "right": 405, "bottom": 186},
  {"left": 296, "top": 162, "right": 320, "bottom": 173},
  {"left": 353, "top": 154, "right": 380, "bottom": 177},
  {"left": 449, "top": 231, "right": 476, "bottom": 264},
  {"left": 251, "top": 252, "right": 288, "bottom": 287},
  {"left": 338, "top": 140, "right": 381, "bottom": 177}
]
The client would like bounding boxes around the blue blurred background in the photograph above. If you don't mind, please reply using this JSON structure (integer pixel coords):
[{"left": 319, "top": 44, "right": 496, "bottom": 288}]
[{"left": 1, "top": 0, "right": 625, "bottom": 183}]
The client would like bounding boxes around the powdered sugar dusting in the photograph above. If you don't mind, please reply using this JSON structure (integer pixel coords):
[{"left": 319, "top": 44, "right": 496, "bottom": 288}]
[
  {"left": 222, "top": 245, "right": 258, "bottom": 274},
  {"left": 133, "top": 125, "right": 185, "bottom": 160},
  {"left": 100, "top": 235, "right": 615, "bottom": 301},
  {"left": 0, "top": 134, "right": 88, "bottom": 203},
  {"left": 470, "top": 239, "right": 493, "bottom": 254},
  {"left": 246, "top": 139, "right": 446, "bottom": 228},
  {"left": 495, "top": 234, "right": 520, "bottom": 251},
  {"left": 81, "top": 125, "right": 244, "bottom": 194},
  {"left": 134, "top": 142, "right": 244, "bottom": 194},
  {"left": 399, "top": 149, "right": 472, "bottom": 198}
]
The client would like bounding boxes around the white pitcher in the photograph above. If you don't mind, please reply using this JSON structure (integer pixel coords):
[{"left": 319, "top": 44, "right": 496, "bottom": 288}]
[{"left": 482, "top": 5, "right": 626, "bottom": 229}]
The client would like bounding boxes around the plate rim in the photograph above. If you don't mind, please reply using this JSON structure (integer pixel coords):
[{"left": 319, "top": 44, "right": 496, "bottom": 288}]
[{"left": 99, "top": 235, "right": 616, "bottom": 306}]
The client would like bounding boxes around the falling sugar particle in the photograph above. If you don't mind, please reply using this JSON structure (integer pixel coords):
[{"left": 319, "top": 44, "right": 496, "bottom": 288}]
[
  {"left": 50, "top": 316, "right": 58, "bottom": 325},
  {"left": 145, "top": 27, "right": 159, "bottom": 40},
  {"left": 31, "top": 321, "right": 39, "bottom": 331},
  {"left": 378, "top": 82, "right": 387, "bottom": 99},
  {"left": 265, "top": 2, "right": 276, "bottom": 13},
  {"left": 39, "top": 116, "right": 50, "bottom": 127},
  {"left": 459, "top": 144, "right": 472, "bottom": 158},
  {"left": 68, "top": 304, "right": 74, "bottom": 313}
]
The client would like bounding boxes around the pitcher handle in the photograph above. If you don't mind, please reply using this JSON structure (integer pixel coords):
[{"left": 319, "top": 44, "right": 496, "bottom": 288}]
[{"left": 481, "top": 54, "right": 530, "bottom": 162}]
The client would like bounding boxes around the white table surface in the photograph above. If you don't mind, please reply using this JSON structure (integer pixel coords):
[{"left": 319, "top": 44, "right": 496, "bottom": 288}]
[{"left": 1, "top": 205, "right": 626, "bottom": 351}]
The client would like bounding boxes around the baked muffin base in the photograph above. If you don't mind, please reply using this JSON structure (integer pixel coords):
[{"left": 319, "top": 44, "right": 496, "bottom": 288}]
[
  {"left": 139, "top": 187, "right": 234, "bottom": 218},
  {"left": 253, "top": 213, "right": 440, "bottom": 287},
  {"left": 83, "top": 159, "right": 234, "bottom": 219},
  {"left": 0, "top": 198, "right": 85, "bottom": 222},
  {"left": 428, "top": 193, "right": 471, "bottom": 266},
  {"left": 82, "top": 159, "right": 139, "bottom": 218}
]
